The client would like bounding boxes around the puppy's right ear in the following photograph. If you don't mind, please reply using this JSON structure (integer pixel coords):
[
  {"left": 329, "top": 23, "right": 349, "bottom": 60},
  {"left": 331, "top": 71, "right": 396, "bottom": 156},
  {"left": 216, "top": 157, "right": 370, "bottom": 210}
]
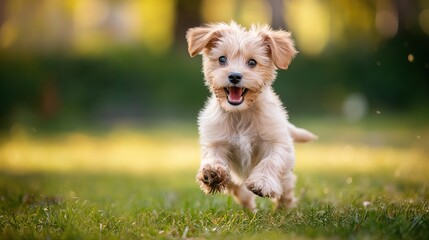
[{"left": 186, "top": 26, "right": 220, "bottom": 57}]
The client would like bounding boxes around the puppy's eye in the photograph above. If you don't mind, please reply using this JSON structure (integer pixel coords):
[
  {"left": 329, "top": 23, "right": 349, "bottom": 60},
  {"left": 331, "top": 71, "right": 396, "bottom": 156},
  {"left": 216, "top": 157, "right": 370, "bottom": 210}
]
[
  {"left": 247, "top": 59, "right": 257, "bottom": 68},
  {"left": 219, "top": 56, "right": 227, "bottom": 65}
]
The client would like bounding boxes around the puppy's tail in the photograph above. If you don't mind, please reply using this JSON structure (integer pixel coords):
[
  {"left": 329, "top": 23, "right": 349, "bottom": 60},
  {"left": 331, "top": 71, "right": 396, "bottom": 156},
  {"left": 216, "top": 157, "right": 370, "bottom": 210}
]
[{"left": 288, "top": 122, "right": 318, "bottom": 143}]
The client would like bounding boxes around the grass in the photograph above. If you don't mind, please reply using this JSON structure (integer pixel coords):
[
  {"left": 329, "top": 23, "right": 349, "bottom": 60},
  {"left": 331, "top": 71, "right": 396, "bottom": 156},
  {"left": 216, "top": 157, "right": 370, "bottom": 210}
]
[{"left": 0, "top": 118, "right": 428, "bottom": 239}]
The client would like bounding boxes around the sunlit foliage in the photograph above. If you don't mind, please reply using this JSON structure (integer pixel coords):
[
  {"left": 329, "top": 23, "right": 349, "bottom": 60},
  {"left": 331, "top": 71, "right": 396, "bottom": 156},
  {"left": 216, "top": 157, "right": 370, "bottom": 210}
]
[
  {"left": 0, "top": 0, "right": 175, "bottom": 54},
  {"left": 1, "top": 0, "right": 427, "bottom": 55},
  {"left": 202, "top": 0, "right": 271, "bottom": 27}
]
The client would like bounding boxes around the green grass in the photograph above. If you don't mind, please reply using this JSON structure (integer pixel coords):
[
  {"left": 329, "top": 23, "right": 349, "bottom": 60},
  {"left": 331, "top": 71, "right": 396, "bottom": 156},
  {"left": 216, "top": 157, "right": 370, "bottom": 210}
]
[{"left": 0, "top": 118, "right": 428, "bottom": 239}]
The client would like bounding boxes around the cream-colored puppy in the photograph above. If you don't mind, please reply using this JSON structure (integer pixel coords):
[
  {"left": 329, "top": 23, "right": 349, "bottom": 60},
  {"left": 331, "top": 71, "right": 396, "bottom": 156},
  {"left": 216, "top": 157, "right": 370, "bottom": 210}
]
[{"left": 186, "top": 22, "right": 316, "bottom": 211}]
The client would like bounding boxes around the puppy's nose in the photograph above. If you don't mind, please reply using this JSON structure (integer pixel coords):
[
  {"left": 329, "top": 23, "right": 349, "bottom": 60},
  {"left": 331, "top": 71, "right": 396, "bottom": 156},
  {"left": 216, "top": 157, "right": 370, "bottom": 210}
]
[{"left": 228, "top": 72, "right": 242, "bottom": 84}]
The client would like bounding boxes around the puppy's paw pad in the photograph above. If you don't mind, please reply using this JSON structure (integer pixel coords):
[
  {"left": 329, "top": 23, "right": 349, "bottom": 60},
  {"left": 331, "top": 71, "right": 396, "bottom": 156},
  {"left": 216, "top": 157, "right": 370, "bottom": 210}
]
[
  {"left": 245, "top": 180, "right": 281, "bottom": 199},
  {"left": 196, "top": 164, "right": 230, "bottom": 194}
]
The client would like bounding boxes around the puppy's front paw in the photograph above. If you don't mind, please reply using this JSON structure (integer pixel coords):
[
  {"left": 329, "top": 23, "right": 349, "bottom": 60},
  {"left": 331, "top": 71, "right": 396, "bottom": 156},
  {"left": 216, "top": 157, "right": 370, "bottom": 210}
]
[
  {"left": 245, "top": 176, "right": 282, "bottom": 199},
  {"left": 196, "top": 164, "right": 230, "bottom": 194}
]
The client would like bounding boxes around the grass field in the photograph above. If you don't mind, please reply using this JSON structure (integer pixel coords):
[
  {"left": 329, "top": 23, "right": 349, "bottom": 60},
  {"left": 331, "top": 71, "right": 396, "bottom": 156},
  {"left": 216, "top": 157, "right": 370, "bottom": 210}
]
[{"left": 0, "top": 117, "right": 428, "bottom": 239}]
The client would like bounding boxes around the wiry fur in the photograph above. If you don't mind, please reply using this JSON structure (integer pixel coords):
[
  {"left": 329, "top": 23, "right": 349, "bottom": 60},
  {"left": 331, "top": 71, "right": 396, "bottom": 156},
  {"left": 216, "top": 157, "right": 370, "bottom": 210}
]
[{"left": 186, "top": 22, "right": 317, "bottom": 211}]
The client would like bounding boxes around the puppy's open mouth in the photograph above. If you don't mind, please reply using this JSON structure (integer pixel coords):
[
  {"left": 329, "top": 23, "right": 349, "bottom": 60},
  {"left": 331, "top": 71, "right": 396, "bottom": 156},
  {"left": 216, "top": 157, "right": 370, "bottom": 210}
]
[{"left": 224, "top": 87, "right": 249, "bottom": 105}]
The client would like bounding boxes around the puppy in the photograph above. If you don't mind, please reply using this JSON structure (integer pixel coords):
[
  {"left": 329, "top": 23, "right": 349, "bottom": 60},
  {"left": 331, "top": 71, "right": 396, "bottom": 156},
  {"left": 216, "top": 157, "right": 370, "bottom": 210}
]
[{"left": 186, "top": 22, "right": 316, "bottom": 211}]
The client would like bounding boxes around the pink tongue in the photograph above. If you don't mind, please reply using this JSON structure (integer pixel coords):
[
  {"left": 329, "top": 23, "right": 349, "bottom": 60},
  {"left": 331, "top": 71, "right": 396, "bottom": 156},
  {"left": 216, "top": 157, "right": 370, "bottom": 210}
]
[{"left": 229, "top": 87, "right": 243, "bottom": 102}]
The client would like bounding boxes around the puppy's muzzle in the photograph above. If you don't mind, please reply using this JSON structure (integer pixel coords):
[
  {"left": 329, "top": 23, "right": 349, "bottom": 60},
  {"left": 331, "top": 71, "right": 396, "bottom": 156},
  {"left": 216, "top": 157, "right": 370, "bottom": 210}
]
[{"left": 225, "top": 72, "right": 248, "bottom": 105}]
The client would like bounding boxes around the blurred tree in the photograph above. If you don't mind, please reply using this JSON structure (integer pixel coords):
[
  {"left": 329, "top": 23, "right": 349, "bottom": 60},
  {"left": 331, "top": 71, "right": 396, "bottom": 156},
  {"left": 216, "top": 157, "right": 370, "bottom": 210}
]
[
  {"left": 267, "top": 0, "right": 286, "bottom": 29},
  {"left": 394, "top": 0, "right": 418, "bottom": 34},
  {"left": 0, "top": 0, "right": 5, "bottom": 26},
  {"left": 174, "top": 0, "right": 203, "bottom": 48}
]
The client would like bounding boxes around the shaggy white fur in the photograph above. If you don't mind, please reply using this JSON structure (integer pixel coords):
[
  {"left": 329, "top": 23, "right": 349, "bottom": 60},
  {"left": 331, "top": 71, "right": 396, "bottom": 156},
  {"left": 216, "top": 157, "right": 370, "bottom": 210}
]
[{"left": 186, "top": 22, "right": 317, "bottom": 211}]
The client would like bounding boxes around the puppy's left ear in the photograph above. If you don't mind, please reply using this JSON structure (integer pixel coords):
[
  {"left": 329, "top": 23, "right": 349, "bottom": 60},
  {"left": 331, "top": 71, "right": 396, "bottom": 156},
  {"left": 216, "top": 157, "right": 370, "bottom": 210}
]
[
  {"left": 186, "top": 26, "right": 221, "bottom": 57},
  {"left": 263, "top": 30, "right": 298, "bottom": 69}
]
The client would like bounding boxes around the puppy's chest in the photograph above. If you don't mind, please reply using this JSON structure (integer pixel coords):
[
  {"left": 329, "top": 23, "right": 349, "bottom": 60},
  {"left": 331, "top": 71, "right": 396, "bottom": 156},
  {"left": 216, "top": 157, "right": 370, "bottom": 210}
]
[
  {"left": 229, "top": 131, "right": 255, "bottom": 153},
  {"left": 229, "top": 128, "right": 258, "bottom": 170}
]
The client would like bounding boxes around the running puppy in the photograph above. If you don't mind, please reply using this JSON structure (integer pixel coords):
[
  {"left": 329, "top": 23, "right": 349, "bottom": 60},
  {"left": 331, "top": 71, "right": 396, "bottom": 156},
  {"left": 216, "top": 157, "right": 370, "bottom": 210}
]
[{"left": 186, "top": 22, "right": 317, "bottom": 211}]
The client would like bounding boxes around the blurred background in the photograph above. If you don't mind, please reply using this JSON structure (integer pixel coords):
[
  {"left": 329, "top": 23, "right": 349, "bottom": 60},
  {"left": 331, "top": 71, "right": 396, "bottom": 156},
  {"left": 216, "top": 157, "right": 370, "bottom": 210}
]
[
  {"left": 1, "top": 3, "right": 428, "bottom": 237},
  {"left": 0, "top": 0, "right": 428, "bottom": 133},
  {"left": 0, "top": 5, "right": 428, "bottom": 235}
]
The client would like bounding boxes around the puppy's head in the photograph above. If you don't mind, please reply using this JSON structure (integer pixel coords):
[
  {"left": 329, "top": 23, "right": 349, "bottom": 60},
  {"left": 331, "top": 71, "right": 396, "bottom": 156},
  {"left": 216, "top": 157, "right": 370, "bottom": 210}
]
[{"left": 186, "top": 22, "right": 297, "bottom": 112}]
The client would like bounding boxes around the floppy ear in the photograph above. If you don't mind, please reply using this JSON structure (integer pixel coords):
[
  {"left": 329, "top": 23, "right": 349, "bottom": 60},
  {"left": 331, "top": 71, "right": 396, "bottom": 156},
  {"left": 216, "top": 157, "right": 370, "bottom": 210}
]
[
  {"left": 263, "top": 30, "right": 298, "bottom": 69},
  {"left": 186, "top": 26, "right": 221, "bottom": 57}
]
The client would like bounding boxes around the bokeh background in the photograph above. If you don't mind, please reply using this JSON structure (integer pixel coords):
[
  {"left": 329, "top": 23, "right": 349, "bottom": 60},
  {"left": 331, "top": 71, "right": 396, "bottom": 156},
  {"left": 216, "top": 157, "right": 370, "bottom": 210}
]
[
  {"left": 1, "top": 0, "right": 428, "bottom": 129},
  {"left": 1, "top": 2, "right": 429, "bottom": 238}
]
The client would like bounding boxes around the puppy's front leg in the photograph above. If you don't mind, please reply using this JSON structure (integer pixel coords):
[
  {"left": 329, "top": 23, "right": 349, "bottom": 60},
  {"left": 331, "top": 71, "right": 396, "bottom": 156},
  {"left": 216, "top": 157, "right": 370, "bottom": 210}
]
[
  {"left": 196, "top": 144, "right": 231, "bottom": 194},
  {"left": 245, "top": 141, "right": 295, "bottom": 199}
]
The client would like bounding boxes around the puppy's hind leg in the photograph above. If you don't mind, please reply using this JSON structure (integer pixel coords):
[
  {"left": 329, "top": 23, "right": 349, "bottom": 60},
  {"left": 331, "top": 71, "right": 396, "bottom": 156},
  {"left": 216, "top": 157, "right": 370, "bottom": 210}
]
[
  {"left": 274, "top": 171, "right": 298, "bottom": 209},
  {"left": 228, "top": 183, "right": 257, "bottom": 212}
]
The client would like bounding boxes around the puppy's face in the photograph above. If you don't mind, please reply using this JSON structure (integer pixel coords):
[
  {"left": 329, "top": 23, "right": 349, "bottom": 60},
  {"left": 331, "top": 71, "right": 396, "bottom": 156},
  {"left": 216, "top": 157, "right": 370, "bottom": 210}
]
[{"left": 187, "top": 22, "right": 297, "bottom": 112}]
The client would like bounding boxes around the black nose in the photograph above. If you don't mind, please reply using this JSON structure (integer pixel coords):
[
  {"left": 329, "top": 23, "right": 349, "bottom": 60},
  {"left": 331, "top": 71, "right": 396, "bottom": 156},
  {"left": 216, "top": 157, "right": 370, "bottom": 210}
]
[{"left": 228, "top": 72, "right": 242, "bottom": 84}]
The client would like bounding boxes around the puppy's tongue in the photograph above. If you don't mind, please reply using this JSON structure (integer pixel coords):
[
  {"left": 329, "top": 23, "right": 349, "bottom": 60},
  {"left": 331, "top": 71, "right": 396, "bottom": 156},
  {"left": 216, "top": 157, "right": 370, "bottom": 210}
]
[{"left": 228, "top": 87, "right": 243, "bottom": 103}]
